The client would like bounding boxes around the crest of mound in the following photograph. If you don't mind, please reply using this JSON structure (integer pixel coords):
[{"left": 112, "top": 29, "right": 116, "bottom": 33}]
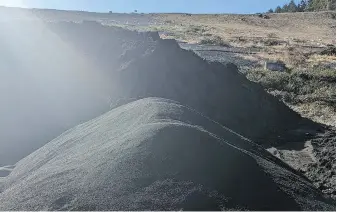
[{"left": 0, "top": 98, "right": 333, "bottom": 211}]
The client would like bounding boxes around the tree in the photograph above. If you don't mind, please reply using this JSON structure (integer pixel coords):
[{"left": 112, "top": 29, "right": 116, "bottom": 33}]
[
  {"left": 275, "top": 6, "right": 282, "bottom": 13},
  {"left": 306, "top": 0, "right": 331, "bottom": 11},
  {"left": 281, "top": 3, "right": 289, "bottom": 12},
  {"left": 268, "top": 8, "right": 274, "bottom": 13},
  {"left": 272, "top": 0, "right": 334, "bottom": 13},
  {"left": 297, "top": 0, "right": 308, "bottom": 12},
  {"left": 327, "top": 0, "right": 336, "bottom": 10},
  {"left": 288, "top": 0, "right": 298, "bottom": 12},
  {"left": 304, "top": 0, "right": 313, "bottom": 11},
  {"left": 331, "top": 0, "right": 336, "bottom": 10}
]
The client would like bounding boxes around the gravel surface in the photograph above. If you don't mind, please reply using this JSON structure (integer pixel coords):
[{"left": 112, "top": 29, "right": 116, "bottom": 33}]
[
  {"left": 306, "top": 129, "right": 336, "bottom": 198},
  {"left": 179, "top": 43, "right": 261, "bottom": 72}
]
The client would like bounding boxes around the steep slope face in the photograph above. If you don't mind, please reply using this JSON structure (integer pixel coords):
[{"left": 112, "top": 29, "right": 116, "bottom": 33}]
[
  {"left": 0, "top": 20, "right": 321, "bottom": 165},
  {"left": 0, "top": 98, "right": 333, "bottom": 211},
  {"left": 40, "top": 21, "right": 325, "bottom": 142},
  {"left": 48, "top": 21, "right": 321, "bottom": 143},
  {"left": 112, "top": 39, "right": 321, "bottom": 144}
]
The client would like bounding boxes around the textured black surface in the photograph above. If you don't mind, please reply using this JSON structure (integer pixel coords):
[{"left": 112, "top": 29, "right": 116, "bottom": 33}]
[
  {"left": 0, "top": 20, "right": 323, "bottom": 166},
  {"left": 0, "top": 98, "right": 334, "bottom": 210}
]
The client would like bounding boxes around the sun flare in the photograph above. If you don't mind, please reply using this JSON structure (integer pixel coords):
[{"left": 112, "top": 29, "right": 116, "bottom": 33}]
[{"left": 0, "top": 0, "right": 26, "bottom": 7}]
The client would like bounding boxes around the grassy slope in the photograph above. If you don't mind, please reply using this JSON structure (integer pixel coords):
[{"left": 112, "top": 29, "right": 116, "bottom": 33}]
[
  {"left": 150, "top": 12, "right": 336, "bottom": 126},
  {"left": 153, "top": 12, "right": 335, "bottom": 44}
]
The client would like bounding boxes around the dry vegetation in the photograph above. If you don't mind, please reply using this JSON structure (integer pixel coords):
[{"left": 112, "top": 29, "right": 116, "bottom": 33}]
[
  {"left": 143, "top": 12, "right": 336, "bottom": 126},
  {"left": 246, "top": 67, "right": 335, "bottom": 125},
  {"left": 1, "top": 7, "right": 334, "bottom": 126},
  {"left": 150, "top": 12, "right": 335, "bottom": 43}
]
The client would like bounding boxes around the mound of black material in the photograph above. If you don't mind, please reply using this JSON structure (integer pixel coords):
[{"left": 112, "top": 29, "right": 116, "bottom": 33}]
[
  {"left": 46, "top": 20, "right": 321, "bottom": 142},
  {"left": 0, "top": 20, "right": 321, "bottom": 165},
  {"left": 0, "top": 98, "right": 333, "bottom": 211}
]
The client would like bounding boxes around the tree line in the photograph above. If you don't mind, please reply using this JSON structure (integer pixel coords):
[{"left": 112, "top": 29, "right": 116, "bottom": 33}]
[{"left": 268, "top": 0, "right": 336, "bottom": 13}]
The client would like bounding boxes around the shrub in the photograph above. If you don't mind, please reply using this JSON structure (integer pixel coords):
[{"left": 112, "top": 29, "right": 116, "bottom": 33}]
[
  {"left": 246, "top": 67, "right": 335, "bottom": 102},
  {"left": 267, "top": 33, "right": 278, "bottom": 38},
  {"left": 186, "top": 25, "right": 206, "bottom": 34},
  {"left": 262, "top": 38, "right": 282, "bottom": 46},
  {"left": 285, "top": 47, "right": 307, "bottom": 67},
  {"left": 247, "top": 66, "right": 335, "bottom": 126},
  {"left": 199, "top": 35, "right": 230, "bottom": 47}
]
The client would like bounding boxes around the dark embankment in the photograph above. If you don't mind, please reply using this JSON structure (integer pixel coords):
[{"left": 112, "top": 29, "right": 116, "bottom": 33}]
[
  {"left": 0, "top": 20, "right": 322, "bottom": 165},
  {"left": 47, "top": 20, "right": 323, "bottom": 142},
  {"left": 0, "top": 98, "right": 334, "bottom": 210}
]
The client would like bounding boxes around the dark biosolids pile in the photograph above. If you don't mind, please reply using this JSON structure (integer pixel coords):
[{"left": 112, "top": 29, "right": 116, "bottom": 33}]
[
  {"left": 0, "top": 20, "right": 334, "bottom": 210},
  {"left": 0, "top": 98, "right": 334, "bottom": 210}
]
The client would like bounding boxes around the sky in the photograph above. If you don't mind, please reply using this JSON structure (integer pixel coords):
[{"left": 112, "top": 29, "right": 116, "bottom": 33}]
[{"left": 0, "top": 0, "right": 298, "bottom": 14}]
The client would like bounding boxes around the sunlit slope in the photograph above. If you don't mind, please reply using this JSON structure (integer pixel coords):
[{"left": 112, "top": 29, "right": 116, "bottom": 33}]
[{"left": 0, "top": 98, "right": 333, "bottom": 210}]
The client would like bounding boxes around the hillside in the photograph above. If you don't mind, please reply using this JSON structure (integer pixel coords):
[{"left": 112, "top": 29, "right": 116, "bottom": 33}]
[
  {"left": 0, "top": 6, "right": 335, "bottom": 126},
  {"left": 0, "top": 7, "right": 335, "bottom": 44},
  {"left": 0, "top": 6, "right": 335, "bottom": 209},
  {"left": 151, "top": 12, "right": 336, "bottom": 127},
  {"left": 155, "top": 12, "right": 335, "bottom": 45},
  {"left": 0, "top": 19, "right": 323, "bottom": 166}
]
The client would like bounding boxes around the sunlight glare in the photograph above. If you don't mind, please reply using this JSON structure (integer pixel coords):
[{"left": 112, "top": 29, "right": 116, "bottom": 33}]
[{"left": 0, "top": 0, "right": 26, "bottom": 7}]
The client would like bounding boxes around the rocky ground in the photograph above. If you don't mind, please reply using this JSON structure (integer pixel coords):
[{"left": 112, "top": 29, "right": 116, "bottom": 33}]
[
  {"left": 306, "top": 129, "right": 336, "bottom": 197},
  {"left": 267, "top": 128, "right": 336, "bottom": 198}
]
